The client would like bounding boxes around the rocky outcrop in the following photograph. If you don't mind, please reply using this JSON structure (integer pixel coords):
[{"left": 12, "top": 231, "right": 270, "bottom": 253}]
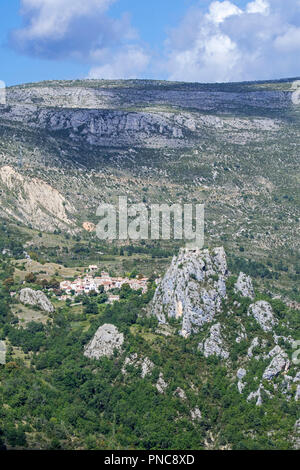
[
  {"left": 247, "top": 337, "right": 261, "bottom": 359},
  {"left": 247, "top": 383, "right": 272, "bottom": 406},
  {"left": 235, "top": 324, "right": 248, "bottom": 343},
  {"left": 0, "top": 166, "right": 74, "bottom": 232},
  {"left": 190, "top": 407, "right": 202, "bottom": 421},
  {"left": 199, "top": 323, "right": 229, "bottom": 360},
  {"left": 122, "top": 354, "right": 154, "bottom": 378},
  {"left": 0, "top": 340, "right": 6, "bottom": 365},
  {"left": 19, "top": 288, "right": 54, "bottom": 313},
  {"left": 293, "top": 419, "right": 300, "bottom": 450},
  {"left": 3, "top": 82, "right": 282, "bottom": 150},
  {"left": 237, "top": 368, "right": 247, "bottom": 394},
  {"left": 173, "top": 387, "right": 187, "bottom": 401},
  {"left": 84, "top": 324, "right": 124, "bottom": 359},
  {"left": 247, "top": 301, "right": 277, "bottom": 332},
  {"left": 234, "top": 272, "right": 254, "bottom": 299},
  {"left": 156, "top": 373, "right": 168, "bottom": 394},
  {"left": 237, "top": 368, "right": 247, "bottom": 380},
  {"left": 262, "top": 346, "right": 289, "bottom": 380},
  {"left": 151, "top": 247, "right": 228, "bottom": 337},
  {"left": 6, "top": 82, "right": 289, "bottom": 114}
]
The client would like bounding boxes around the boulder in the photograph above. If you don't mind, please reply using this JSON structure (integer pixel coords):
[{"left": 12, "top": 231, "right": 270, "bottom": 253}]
[
  {"left": 19, "top": 288, "right": 54, "bottom": 313},
  {"left": 234, "top": 272, "right": 254, "bottom": 299},
  {"left": 237, "top": 368, "right": 247, "bottom": 380},
  {"left": 84, "top": 324, "right": 124, "bottom": 359},
  {"left": 247, "top": 301, "right": 277, "bottom": 332},
  {"left": 262, "top": 346, "right": 289, "bottom": 380}
]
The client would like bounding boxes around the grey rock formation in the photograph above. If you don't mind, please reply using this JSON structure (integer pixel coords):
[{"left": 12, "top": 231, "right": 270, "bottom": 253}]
[
  {"left": 121, "top": 354, "right": 154, "bottom": 378},
  {"left": 247, "top": 383, "right": 272, "bottom": 406},
  {"left": 247, "top": 301, "right": 277, "bottom": 332},
  {"left": 238, "top": 381, "right": 246, "bottom": 394},
  {"left": 235, "top": 324, "right": 248, "bottom": 343},
  {"left": 292, "top": 419, "right": 300, "bottom": 450},
  {"left": 151, "top": 247, "right": 228, "bottom": 337},
  {"left": 294, "top": 419, "right": 300, "bottom": 450},
  {"left": 295, "top": 385, "right": 300, "bottom": 401},
  {"left": 0, "top": 340, "right": 6, "bottom": 365},
  {"left": 237, "top": 368, "right": 247, "bottom": 380},
  {"left": 84, "top": 324, "right": 124, "bottom": 359},
  {"left": 190, "top": 407, "right": 202, "bottom": 421},
  {"left": 173, "top": 387, "right": 187, "bottom": 401},
  {"left": 121, "top": 353, "right": 138, "bottom": 374},
  {"left": 141, "top": 357, "right": 155, "bottom": 379},
  {"left": 274, "top": 334, "right": 294, "bottom": 346},
  {"left": 156, "top": 373, "right": 168, "bottom": 394},
  {"left": 293, "top": 372, "right": 300, "bottom": 383},
  {"left": 3, "top": 83, "right": 283, "bottom": 150},
  {"left": 262, "top": 346, "right": 289, "bottom": 380},
  {"left": 0, "top": 166, "right": 75, "bottom": 233},
  {"left": 247, "top": 336, "right": 268, "bottom": 359},
  {"left": 19, "top": 288, "right": 54, "bottom": 313},
  {"left": 234, "top": 272, "right": 254, "bottom": 299},
  {"left": 237, "top": 368, "right": 247, "bottom": 393},
  {"left": 199, "top": 323, "right": 229, "bottom": 359}
]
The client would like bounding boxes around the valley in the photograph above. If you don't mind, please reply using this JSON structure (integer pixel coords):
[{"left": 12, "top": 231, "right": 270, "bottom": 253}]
[{"left": 0, "top": 78, "right": 299, "bottom": 450}]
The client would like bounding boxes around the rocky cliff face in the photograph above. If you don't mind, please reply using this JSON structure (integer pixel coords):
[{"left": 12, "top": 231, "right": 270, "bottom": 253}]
[
  {"left": 1, "top": 80, "right": 287, "bottom": 151},
  {"left": 84, "top": 324, "right": 124, "bottom": 359},
  {"left": 0, "top": 165, "right": 75, "bottom": 232},
  {"left": 0, "top": 103, "right": 280, "bottom": 149},
  {"left": 6, "top": 81, "right": 292, "bottom": 112},
  {"left": 0, "top": 79, "right": 298, "bottom": 277},
  {"left": 19, "top": 288, "right": 54, "bottom": 313},
  {"left": 151, "top": 246, "right": 299, "bottom": 407},
  {"left": 151, "top": 246, "right": 228, "bottom": 337}
]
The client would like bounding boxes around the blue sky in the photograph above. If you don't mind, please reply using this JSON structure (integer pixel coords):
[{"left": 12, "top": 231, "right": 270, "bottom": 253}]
[{"left": 0, "top": 0, "right": 299, "bottom": 86}]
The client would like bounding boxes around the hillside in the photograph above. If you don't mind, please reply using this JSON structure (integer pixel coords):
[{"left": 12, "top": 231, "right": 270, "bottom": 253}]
[
  {"left": 0, "top": 78, "right": 299, "bottom": 301},
  {"left": 0, "top": 246, "right": 299, "bottom": 450},
  {"left": 0, "top": 78, "right": 299, "bottom": 451}
]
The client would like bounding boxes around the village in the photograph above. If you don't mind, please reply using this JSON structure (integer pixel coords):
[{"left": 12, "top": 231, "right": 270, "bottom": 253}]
[{"left": 59, "top": 265, "right": 149, "bottom": 301}]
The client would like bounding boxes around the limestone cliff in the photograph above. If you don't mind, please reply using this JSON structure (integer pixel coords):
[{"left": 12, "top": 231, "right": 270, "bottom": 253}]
[
  {"left": 19, "top": 288, "right": 54, "bottom": 313},
  {"left": 151, "top": 247, "right": 228, "bottom": 337},
  {"left": 0, "top": 165, "right": 75, "bottom": 232},
  {"left": 84, "top": 324, "right": 124, "bottom": 359}
]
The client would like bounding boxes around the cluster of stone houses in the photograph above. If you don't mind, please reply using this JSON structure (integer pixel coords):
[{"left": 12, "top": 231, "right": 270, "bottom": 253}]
[{"left": 59, "top": 267, "right": 148, "bottom": 297}]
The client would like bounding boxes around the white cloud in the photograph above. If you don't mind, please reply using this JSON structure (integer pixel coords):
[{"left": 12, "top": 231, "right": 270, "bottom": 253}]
[
  {"left": 246, "top": 0, "right": 270, "bottom": 15},
  {"left": 14, "top": 0, "right": 115, "bottom": 42},
  {"left": 9, "top": 0, "right": 300, "bottom": 82},
  {"left": 17, "top": 0, "right": 113, "bottom": 39},
  {"left": 164, "top": 0, "right": 300, "bottom": 82},
  {"left": 10, "top": 0, "right": 150, "bottom": 79},
  {"left": 274, "top": 27, "right": 300, "bottom": 52},
  {"left": 206, "top": 1, "right": 242, "bottom": 24},
  {"left": 88, "top": 46, "right": 150, "bottom": 79}
]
